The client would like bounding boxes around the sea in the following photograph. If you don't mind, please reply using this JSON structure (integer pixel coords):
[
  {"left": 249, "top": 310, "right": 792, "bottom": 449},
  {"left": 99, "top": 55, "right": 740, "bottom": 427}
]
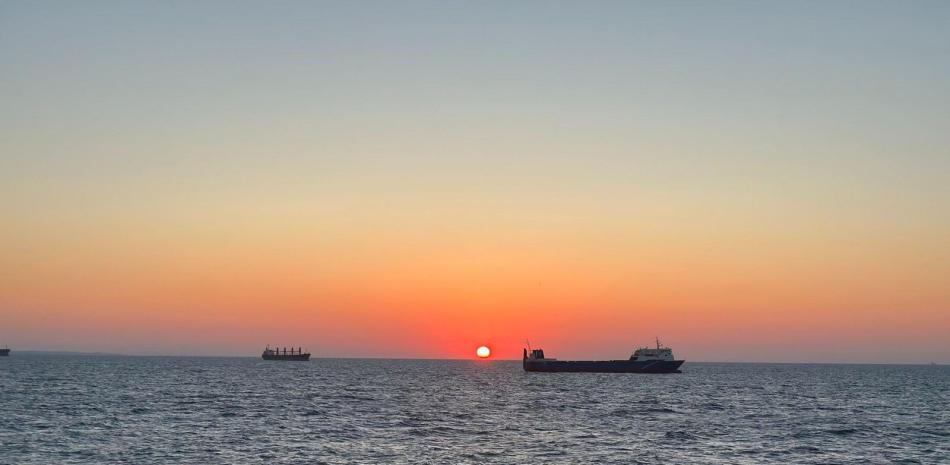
[{"left": 1, "top": 354, "right": 947, "bottom": 464}]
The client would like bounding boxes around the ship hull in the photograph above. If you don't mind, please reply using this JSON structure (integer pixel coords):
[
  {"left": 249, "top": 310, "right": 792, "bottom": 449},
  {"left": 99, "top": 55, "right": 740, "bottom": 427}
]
[
  {"left": 261, "top": 353, "right": 310, "bottom": 361},
  {"left": 0, "top": 349, "right": 9, "bottom": 357},
  {"left": 523, "top": 359, "right": 683, "bottom": 373}
]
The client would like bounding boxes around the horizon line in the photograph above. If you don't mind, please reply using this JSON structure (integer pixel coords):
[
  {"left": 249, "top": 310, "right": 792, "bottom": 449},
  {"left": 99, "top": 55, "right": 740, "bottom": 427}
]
[{"left": 6, "top": 350, "right": 945, "bottom": 366}]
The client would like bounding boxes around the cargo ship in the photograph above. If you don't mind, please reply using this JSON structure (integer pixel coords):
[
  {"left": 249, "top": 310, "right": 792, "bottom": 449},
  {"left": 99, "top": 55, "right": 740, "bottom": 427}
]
[
  {"left": 262, "top": 345, "right": 310, "bottom": 361},
  {"left": 0, "top": 345, "right": 9, "bottom": 357},
  {"left": 523, "top": 339, "right": 684, "bottom": 373}
]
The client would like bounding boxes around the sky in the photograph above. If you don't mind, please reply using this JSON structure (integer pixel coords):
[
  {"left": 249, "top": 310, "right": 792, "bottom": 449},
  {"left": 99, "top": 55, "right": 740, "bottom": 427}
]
[{"left": 1, "top": 1, "right": 948, "bottom": 362}]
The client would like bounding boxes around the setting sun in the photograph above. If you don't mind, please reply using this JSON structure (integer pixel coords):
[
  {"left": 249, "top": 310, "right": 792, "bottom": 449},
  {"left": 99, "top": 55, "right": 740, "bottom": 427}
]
[{"left": 476, "top": 346, "right": 491, "bottom": 359}]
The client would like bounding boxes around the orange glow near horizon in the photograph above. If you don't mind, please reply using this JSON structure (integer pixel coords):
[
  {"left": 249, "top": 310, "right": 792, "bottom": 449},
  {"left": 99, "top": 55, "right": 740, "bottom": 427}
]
[
  {"left": 2, "top": 215, "right": 949, "bottom": 363},
  {"left": 2, "top": 200, "right": 948, "bottom": 361}
]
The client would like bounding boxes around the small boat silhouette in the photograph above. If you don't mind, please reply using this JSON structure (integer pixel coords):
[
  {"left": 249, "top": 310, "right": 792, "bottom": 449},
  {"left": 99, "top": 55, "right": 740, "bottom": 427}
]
[
  {"left": 261, "top": 345, "right": 310, "bottom": 361},
  {"left": 523, "top": 338, "right": 684, "bottom": 373}
]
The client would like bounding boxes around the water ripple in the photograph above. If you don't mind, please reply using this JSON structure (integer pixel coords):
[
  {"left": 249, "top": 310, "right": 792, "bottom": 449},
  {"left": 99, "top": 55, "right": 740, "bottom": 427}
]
[{"left": 1, "top": 355, "right": 948, "bottom": 464}]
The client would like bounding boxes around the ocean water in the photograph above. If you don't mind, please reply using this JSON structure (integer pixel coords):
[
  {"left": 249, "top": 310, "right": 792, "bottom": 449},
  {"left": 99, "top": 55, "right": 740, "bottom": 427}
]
[{"left": 1, "top": 355, "right": 947, "bottom": 464}]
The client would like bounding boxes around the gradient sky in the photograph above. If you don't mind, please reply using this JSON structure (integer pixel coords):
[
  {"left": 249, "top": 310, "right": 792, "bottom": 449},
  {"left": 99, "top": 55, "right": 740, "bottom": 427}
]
[{"left": 2, "top": 1, "right": 948, "bottom": 362}]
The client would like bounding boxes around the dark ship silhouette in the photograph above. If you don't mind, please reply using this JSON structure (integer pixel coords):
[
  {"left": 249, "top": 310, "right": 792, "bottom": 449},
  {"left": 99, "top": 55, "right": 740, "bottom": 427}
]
[
  {"left": 262, "top": 345, "right": 310, "bottom": 361},
  {"left": 0, "top": 345, "right": 9, "bottom": 357},
  {"left": 523, "top": 339, "right": 684, "bottom": 373}
]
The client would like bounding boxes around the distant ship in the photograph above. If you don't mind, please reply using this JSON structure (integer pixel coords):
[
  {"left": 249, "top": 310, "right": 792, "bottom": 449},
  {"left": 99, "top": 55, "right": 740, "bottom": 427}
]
[
  {"left": 261, "top": 345, "right": 310, "bottom": 361},
  {"left": 523, "top": 339, "right": 684, "bottom": 373},
  {"left": 0, "top": 345, "right": 9, "bottom": 356}
]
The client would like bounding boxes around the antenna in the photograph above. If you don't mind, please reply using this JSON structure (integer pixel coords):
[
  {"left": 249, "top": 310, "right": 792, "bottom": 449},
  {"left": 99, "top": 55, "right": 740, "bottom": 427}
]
[{"left": 526, "top": 339, "right": 532, "bottom": 351}]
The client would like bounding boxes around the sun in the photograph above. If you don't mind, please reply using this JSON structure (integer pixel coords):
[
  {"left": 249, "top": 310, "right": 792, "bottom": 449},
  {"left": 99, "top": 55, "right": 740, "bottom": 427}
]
[{"left": 476, "top": 345, "right": 491, "bottom": 358}]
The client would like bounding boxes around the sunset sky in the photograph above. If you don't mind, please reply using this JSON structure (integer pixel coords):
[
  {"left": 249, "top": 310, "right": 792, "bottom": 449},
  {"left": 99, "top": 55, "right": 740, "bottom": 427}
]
[{"left": 2, "top": 1, "right": 948, "bottom": 362}]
